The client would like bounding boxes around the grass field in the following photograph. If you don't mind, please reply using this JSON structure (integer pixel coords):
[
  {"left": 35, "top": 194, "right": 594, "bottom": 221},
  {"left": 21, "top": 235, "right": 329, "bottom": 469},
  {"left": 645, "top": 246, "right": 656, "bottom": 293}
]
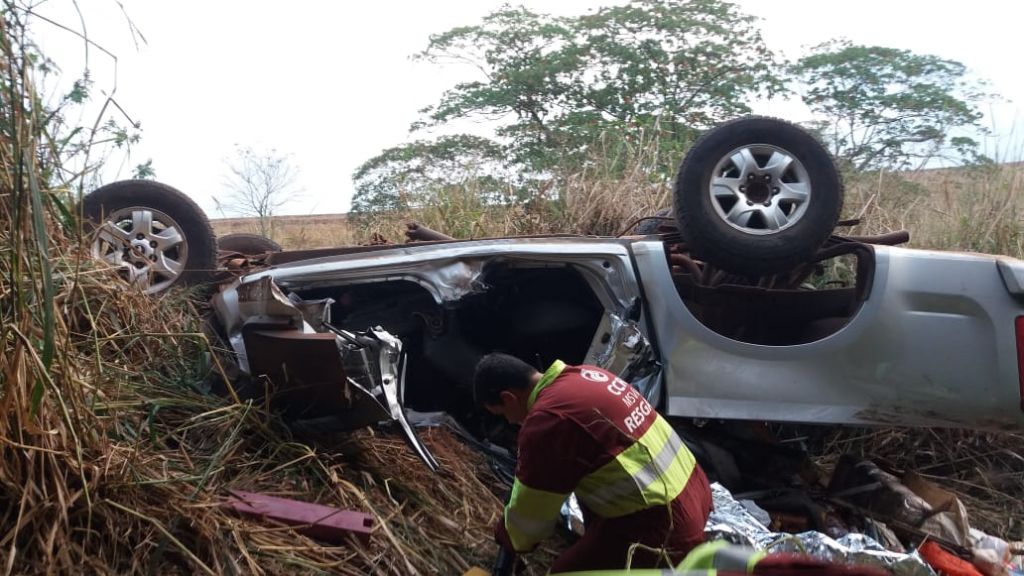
[
  {"left": 212, "top": 162, "right": 1024, "bottom": 259},
  {"left": 211, "top": 213, "right": 356, "bottom": 248}
]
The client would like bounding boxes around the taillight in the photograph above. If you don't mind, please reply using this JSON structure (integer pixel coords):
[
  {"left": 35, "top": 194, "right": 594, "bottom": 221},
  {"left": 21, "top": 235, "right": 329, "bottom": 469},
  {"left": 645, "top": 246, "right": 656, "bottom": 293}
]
[{"left": 1017, "top": 316, "right": 1024, "bottom": 411}]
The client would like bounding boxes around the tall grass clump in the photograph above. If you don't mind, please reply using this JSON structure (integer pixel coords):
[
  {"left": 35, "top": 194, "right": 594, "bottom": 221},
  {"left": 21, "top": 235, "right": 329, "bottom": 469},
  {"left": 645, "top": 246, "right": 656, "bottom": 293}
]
[
  {"left": 842, "top": 163, "right": 1023, "bottom": 258},
  {"left": 551, "top": 127, "right": 680, "bottom": 236}
]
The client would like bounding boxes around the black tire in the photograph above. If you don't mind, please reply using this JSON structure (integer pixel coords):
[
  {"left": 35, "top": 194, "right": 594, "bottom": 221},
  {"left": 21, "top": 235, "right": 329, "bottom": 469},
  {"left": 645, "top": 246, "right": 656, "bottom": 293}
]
[
  {"left": 674, "top": 116, "right": 843, "bottom": 276},
  {"left": 632, "top": 207, "right": 674, "bottom": 235},
  {"left": 217, "top": 233, "right": 282, "bottom": 255},
  {"left": 82, "top": 180, "right": 217, "bottom": 293}
]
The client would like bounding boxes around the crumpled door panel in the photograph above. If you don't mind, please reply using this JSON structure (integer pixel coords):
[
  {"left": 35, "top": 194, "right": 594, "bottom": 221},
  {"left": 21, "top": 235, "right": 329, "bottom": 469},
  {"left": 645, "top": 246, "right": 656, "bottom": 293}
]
[{"left": 240, "top": 319, "right": 439, "bottom": 471}]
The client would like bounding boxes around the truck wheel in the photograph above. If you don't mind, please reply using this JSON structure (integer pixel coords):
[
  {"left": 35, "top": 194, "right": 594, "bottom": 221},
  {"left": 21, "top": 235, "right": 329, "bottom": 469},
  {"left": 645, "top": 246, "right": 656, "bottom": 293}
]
[
  {"left": 82, "top": 180, "right": 217, "bottom": 294},
  {"left": 631, "top": 207, "right": 675, "bottom": 236},
  {"left": 674, "top": 116, "right": 843, "bottom": 276},
  {"left": 217, "top": 233, "right": 282, "bottom": 255}
]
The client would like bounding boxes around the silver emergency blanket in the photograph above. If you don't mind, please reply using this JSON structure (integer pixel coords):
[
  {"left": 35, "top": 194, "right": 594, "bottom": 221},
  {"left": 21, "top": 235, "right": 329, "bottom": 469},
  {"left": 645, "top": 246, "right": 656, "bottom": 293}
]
[{"left": 706, "top": 483, "right": 936, "bottom": 576}]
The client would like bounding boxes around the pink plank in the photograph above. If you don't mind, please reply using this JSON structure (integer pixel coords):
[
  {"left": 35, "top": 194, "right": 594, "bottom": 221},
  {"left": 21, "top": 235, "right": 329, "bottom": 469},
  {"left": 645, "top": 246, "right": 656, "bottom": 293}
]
[{"left": 226, "top": 490, "right": 374, "bottom": 545}]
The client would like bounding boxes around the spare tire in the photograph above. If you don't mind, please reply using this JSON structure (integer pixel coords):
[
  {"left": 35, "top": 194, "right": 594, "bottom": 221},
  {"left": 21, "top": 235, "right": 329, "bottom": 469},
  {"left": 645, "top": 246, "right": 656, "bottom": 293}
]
[
  {"left": 674, "top": 116, "right": 843, "bottom": 276},
  {"left": 217, "top": 233, "right": 282, "bottom": 255},
  {"left": 82, "top": 180, "right": 217, "bottom": 294}
]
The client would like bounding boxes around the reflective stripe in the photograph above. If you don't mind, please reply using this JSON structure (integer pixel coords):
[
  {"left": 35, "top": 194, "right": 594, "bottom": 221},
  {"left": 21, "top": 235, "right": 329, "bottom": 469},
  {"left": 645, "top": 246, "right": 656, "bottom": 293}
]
[
  {"left": 527, "top": 359, "right": 566, "bottom": 410},
  {"left": 582, "top": 429, "right": 681, "bottom": 507},
  {"left": 577, "top": 416, "right": 696, "bottom": 517},
  {"left": 504, "top": 478, "right": 568, "bottom": 552},
  {"left": 505, "top": 507, "right": 553, "bottom": 544},
  {"left": 583, "top": 415, "right": 674, "bottom": 491}
]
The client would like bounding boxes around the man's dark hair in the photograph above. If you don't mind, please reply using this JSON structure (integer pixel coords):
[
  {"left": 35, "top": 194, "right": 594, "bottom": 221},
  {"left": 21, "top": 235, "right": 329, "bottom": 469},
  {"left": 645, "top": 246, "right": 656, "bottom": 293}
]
[{"left": 473, "top": 352, "right": 538, "bottom": 406}]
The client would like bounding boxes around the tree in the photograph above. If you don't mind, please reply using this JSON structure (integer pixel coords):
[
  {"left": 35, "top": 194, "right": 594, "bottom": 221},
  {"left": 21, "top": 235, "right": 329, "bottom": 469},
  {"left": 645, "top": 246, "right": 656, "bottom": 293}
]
[
  {"left": 217, "top": 147, "right": 301, "bottom": 237},
  {"left": 131, "top": 159, "right": 156, "bottom": 179},
  {"left": 791, "top": 40, "right": 990, "bottom": 171},
  {"left": 412, "top": 0, "right": 782, "bottom": 173},
  {"left": 351, "top": 134, "right": 518, "bottom": 217}
]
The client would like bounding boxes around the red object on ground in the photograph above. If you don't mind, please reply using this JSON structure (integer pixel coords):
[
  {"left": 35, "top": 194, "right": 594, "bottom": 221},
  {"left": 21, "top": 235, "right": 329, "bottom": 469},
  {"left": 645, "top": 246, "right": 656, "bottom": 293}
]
[
  {"left": 225, "top": 490, "right": 374, "bottom": 545},
  {"left": 918, "top": 541, "right": 984, "bottom": 576},
  {"left": 750, "top": 553, "right": 891, "bottom": 575}
]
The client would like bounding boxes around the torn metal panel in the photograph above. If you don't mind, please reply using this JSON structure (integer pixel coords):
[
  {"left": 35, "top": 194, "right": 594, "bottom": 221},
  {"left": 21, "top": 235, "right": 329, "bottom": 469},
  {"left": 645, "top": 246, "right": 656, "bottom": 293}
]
[
  {"left": 248, "top": 239, "right": 639, "bottom": 308},
  {"left": 585, "top": 312, "right": 660, "bottom": 399},
  {"left": 236, "top": 275, "right": 306, "bottom": 327},
  {"left": 422, "top": 260, "right": 488, "bottom": 302},
  {"left": 242, "top": 321, "right": 439, "bottom": 471},
  {"left": 359, "top": 327, "right": 440, "bottom": 471},
  {"left": 287, "top": 293, "right": 335, "bottom": 332},
  {"left": 242, "top": 326, "right": 388, "bottom": 426},
  {"left": 323, "top": 325, "right": 439, "bottom": 471},
  {"left": 272, "top": 258, "right": 490, "bottom": 304}
]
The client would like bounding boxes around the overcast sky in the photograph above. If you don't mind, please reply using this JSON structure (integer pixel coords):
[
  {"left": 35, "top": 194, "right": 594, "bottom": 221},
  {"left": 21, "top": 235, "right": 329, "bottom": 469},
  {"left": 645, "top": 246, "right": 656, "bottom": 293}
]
[{"left": 33, "top": 0, "right": 1024, "bottom": 217}]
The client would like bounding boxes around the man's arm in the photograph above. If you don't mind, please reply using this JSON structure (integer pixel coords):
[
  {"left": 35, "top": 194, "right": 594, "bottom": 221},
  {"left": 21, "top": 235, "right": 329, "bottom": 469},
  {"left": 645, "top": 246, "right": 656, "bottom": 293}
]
[
  {"left": 499, "top": 409, "right": 592, "bottom": 552},
  {"left": 499, "top": 477, "right": 569, "bottom": 552}
]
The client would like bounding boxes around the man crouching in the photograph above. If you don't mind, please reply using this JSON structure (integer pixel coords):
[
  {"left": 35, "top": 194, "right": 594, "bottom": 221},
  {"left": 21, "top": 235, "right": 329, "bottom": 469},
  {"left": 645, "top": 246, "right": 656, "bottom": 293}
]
[{"left": 474, "top": 353, "right": 713, "bottom": 573}]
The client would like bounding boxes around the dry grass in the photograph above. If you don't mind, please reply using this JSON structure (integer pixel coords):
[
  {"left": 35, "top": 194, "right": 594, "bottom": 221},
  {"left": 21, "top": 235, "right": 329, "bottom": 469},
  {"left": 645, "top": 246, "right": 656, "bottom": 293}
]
[
  {"left": 840, "top": 164, "right": 1024, "bottom": 257},
  {"left": 1, "top": 243, "right": 523, "bottom": 574},
  {"left": 814, "top": 428, "right": 1024, "bottom": 540},
  {"left": 0, "top": 211, "right": 524, "bottom": 569},
  {"left": 257, "top": 148, "right": 1024, "bottom": 262},
  {"left": 0, "top": 8, "right": 534, "bottom": 574},
  {"left": 1, "top": 212, "right": 521, "bottom": 572},
  {"left": 211, "top": 214, "right": 358, "bottom": 250}
]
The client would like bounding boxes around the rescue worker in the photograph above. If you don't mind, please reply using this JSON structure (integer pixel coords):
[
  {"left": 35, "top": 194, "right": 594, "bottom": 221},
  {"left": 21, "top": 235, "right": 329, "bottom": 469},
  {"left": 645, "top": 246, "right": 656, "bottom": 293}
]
[{"left": 474, "top": 353, "right": 714, "bottom": 573}]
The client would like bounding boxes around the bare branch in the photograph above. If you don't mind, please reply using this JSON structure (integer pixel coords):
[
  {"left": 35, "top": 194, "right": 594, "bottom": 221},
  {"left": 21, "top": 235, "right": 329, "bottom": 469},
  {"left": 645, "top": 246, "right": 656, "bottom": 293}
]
[{"left": 221, "top": 147, "right": 302, "bottom": 238}]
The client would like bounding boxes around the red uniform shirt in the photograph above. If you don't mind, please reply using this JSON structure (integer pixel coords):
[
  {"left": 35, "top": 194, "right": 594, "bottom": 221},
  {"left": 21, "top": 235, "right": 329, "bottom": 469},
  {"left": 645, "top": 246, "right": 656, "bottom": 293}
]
[{"left": 517, "top": 364, "right": 664, "bottom": 495}]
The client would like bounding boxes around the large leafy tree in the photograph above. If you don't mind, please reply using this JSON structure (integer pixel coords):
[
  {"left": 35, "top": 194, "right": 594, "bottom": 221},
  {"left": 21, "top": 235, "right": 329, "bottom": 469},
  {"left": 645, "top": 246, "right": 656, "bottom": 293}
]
[
  {"left": 413, "top": 0, "right": 782, "bottom": 171},
  {"left": 791, "top": 40, "right": 990, "bottom": 170},
  {"left": 353, "top": 0, "right": 782, "bottom": 216},
  {"left": 351, "top": 134, "right": 516, "bottom": 216}
]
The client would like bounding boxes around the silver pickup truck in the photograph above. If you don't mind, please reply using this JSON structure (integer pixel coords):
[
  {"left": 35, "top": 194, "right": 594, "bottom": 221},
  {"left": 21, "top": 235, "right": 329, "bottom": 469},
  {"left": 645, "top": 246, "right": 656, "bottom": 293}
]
[{"left": 82, "top": 117, "right": 1024, "bottom": 469}]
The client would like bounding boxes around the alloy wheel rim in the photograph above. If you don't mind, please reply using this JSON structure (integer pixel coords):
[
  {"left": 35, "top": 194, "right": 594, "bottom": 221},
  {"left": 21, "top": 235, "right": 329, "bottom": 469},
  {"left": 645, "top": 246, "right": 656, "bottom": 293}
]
[
  {"left": 90, "top": 206, "right": 188, "bottom": 294},
  {"left": 707, "top": 144, "right": 812, "bottom": 235}
]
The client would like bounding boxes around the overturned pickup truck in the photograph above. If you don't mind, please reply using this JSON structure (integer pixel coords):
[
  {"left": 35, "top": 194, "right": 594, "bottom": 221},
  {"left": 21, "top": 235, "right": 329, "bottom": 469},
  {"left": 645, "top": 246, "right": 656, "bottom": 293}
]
[{"left": 81, "top": 117, "right": 1024, "bottom": 469}]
